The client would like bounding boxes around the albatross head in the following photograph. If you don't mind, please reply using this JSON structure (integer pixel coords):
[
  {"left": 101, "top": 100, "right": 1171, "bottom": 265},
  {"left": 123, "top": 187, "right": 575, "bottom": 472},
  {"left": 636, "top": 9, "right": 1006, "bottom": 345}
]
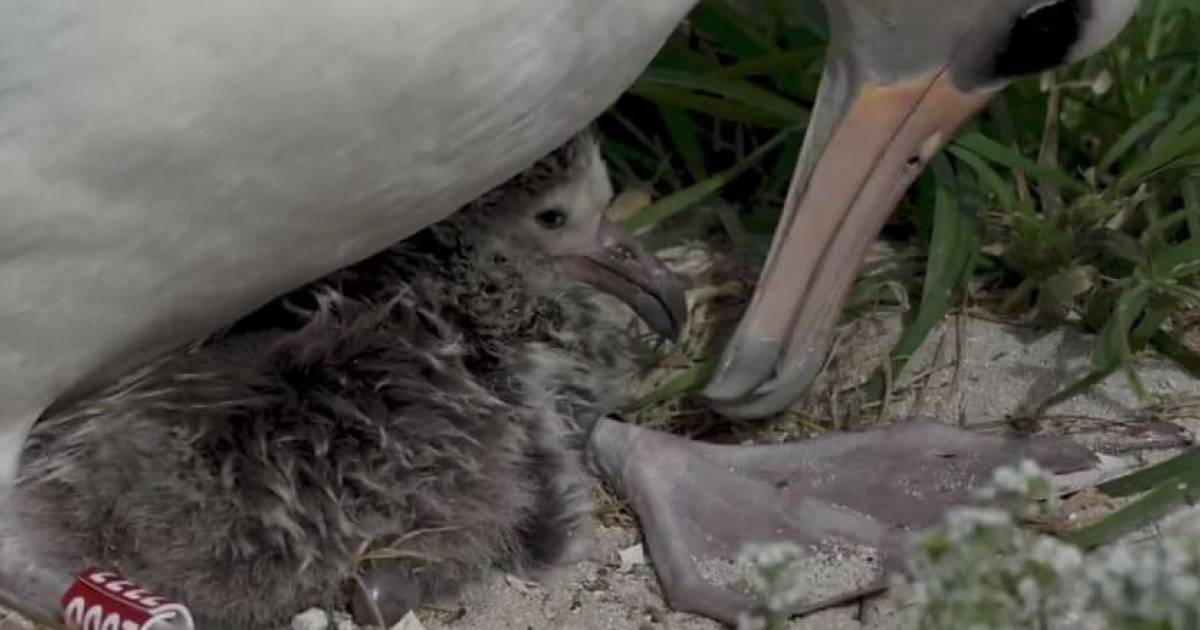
[{"left": 703, "top": 0, "right": 1141, "bottom": 418}]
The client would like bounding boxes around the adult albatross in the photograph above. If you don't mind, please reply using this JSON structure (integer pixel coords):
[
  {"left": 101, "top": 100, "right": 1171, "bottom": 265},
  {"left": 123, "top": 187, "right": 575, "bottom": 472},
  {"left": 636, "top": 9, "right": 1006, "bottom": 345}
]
[
  {"left": 0, "top": 0, "right": 1138, "bottom": 479},
  {"left": 0, "top": 0, "right": 1144, "bottom": 625}
]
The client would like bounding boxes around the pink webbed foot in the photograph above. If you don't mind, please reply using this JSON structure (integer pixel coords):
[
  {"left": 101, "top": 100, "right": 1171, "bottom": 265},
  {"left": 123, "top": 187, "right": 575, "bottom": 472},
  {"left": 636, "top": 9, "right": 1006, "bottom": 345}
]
[{"left": 586, "top": 416, "right": 1098, "bottom": 626}]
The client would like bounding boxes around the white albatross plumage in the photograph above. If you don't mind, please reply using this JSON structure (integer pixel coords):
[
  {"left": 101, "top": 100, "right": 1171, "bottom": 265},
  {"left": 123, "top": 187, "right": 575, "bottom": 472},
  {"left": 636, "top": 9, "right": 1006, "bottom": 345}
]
[
  {"left": 0, "top": 0, "right": 695, "bottom": 482},
  {"left": 0, "top": 0, "right": 1143, "bottom": 481},
  {"left": 0, "top": 0, "right": 1149, "bottom": 624}
]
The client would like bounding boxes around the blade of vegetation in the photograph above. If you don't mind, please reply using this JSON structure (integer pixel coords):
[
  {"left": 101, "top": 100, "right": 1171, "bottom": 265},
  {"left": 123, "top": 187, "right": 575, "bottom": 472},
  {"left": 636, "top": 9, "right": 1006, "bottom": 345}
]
[
  {"left": 624, "top": 356, "right": 720, "bottom": 413},
  {"left": 1066, "top": 457, "right": 1200, "bottom": 549},
  {"left": 953, "top": 133, "right": 1090, "bottom": 194},
  {"left": 1098, "top": 445, "right": 1200, "bottom": 497},
  {"left": 1154, "top": 91, "right": 1200, "bottom": 150},
  {"left": 861, "top": 155, "right": 981, "bottom": 400},
  {"left": 658, "top": 106, "right": 709, "bottom": 181},
  {"left": 635, "top": 69, "right": 810, "bottom": 125},
  {"left": 630, "top": 85, "right": 796, "bottom": 127},
  {"left": 687, "top": 0, "right": 778, "bottom": 58},
  {"left": 1091, "top": 284, "right": 1150, "bottom": 372},
  {"left": 1097, "top": 108, "right": 1170, "bottom": 172},
  {"left": 622, "top": 127, "right": 801, "bottom": 232},
  {"left": 1150, "top": 329, "right": 1200, "bottom": 378},
  {"left": 1116, "top": 122, "right": 1200, "bottom": 191},
  {"left": 948, "top": 146, "right": 1019, "bottom": 211}
]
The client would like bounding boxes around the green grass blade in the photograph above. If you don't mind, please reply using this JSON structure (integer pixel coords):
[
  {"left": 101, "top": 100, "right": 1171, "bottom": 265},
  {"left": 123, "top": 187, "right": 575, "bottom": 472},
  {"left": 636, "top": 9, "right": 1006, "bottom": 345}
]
[
  {"left": 1066, "top": 464, "right": 1200, "bottom": 550},
  {"left": 1154, "top": 91, "right": 1200, "bottom": 147},
  {"left": 789, "top": 0, "right": 829, "bottom": 41},
  {"left": 623, "top": 356, "right": 719, "bottom": 413},
  {"left": 688, "top": 0, "right": 778, "bottom": 58},
  {"left": 764, "top": 134, "right": 803, "bottom": 200},
  {"left": 1094, "top": 229, "right": 1148, "bottom": 266},
  {"left": 648, "top": 37, "right": 716, "bottom": 73},
  {"left": 710, "top": 50, "right": 815, "bottom": 81},
  {"left": 622, "top": 127, "right": 801, "bottom": 232},
  {"left": 636, "top": 68, "right": 811, "bottom": 124},
  {"left": 629, "top": 85, "right": 795, "bottom": 127},
  {"left": 1098, "top": 109, "right": 1171, "bottom": 172},
  {"left": 657, "top": 106, "right": 708, "bottom": 181},
  {"left": 1035, "top": 369, "right": 1114, "bottom": 415},
  {"left": 953, "top": 133, "right": 1090, "bottom": 194},
  {"left": 600, "top": 139, "right": 662, "bottom": 173},
  {"left": 1117, "top": 122, "right": 1200, "bottom": 192},
  {"left": 1150, "top": 232, "right": 1200, "bottom": 275},
  {"left": 862, "top": 155, "right": 980, "bottom": 399},
  {"left": 948, "top": 146, "right": 1018, "bottom": 211},
  {"left": 1151, "top": 328, "right": 1200, "bottom": 378},
  {"left": 1182, "top": 175, "right": 1200, "bottom": 237},
  {"left": 1099, "top": 445, "right": 1200, "bottom": 497},
  {"left": 1091, "top": 284, "right": 1150, "bottom": 371}
]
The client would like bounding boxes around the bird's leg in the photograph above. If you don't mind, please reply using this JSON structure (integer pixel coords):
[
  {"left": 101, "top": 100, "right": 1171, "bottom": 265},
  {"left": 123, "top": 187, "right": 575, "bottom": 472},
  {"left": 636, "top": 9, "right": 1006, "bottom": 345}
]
[{"left": 585, "top": 416, "right": 1099, "bottom": 627}]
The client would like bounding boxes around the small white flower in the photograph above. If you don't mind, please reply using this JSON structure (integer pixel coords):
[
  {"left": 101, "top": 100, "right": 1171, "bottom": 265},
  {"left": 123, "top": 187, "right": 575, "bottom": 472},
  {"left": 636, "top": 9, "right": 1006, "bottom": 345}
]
[
  {"left": 1168, "top": 575, "right": 1200, "bottom": 601},
  {"left": 291, "top": 609, "right": 330, "bottom": 630},
  {"left": 736, "top": 613, "right": 766, "bottom": 630}
]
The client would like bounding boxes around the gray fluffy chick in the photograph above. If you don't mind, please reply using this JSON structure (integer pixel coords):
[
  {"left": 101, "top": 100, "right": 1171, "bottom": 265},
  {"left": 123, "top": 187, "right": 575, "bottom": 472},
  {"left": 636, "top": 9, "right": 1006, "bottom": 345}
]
[{"left": 0, "top": 130, "right": 686, "bottom": 630}]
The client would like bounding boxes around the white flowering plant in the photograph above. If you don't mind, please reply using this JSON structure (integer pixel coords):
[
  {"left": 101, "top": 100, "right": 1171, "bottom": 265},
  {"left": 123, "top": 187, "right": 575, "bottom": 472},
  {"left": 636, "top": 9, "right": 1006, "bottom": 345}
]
[
  {"left": 737, "top": 460, "right": 1200, "bottom": 630},
  {"left": 910, "top": 460, "right": 1200, "bottom": 630}
]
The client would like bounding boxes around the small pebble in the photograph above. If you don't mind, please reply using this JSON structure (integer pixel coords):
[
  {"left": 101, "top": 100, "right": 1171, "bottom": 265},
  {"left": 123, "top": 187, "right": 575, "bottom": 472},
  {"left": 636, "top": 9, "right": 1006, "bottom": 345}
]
[
  {"left": 389, "top": 611, "right": 426, "bottom": 630},
  {"left": 333, "top": 613, "right": 358, "bottom": 630},
  {"left": 291, "top": 608, "right": 330, "bottom": 630},
  {"left": 503, "top": 574, "right": 541, "bottom": 594},
  {"left": 619, "top": 544, "right": 646, "bottom": 572}
]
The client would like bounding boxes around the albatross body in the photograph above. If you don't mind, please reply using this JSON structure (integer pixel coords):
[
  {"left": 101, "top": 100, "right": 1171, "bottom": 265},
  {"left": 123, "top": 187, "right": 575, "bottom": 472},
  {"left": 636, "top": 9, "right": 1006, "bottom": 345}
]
[
  {"left": 0, "top": 0, "right": 1142, "bottom": 477},
  {"left": 0, "top": 0, "right": 694, "bottom": 481},
  {"left": 0, "top": 0, "right": 1143, "bottom": 477},
  {"left": 0, "top": 125, "right": 1098, "bottom": 630},
  {"left": 0, "top": 2, "right": 1147, "bottom": 620}
]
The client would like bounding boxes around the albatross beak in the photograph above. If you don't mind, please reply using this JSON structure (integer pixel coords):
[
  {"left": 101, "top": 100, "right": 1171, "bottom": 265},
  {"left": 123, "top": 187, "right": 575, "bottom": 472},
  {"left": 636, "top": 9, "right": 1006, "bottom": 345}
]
[
  {"left": 563, "top": 220, "right": 688, "bottom": 341},
  {"left": 704, "top": 66, "right": 996, "bottom": 418}
]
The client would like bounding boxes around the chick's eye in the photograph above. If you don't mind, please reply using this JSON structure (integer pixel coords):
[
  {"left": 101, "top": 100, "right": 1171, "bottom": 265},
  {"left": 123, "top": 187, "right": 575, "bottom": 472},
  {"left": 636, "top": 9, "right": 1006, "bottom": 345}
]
[{"left": 534, "top": 208, "right": 567, "bottom": 230}]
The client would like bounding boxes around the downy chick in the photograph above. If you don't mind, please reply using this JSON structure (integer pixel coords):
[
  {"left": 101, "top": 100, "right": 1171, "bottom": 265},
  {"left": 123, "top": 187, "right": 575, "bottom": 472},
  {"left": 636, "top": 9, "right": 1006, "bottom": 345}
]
[{"left": 0, "top": 130, "right": 685, "bottom": 630}]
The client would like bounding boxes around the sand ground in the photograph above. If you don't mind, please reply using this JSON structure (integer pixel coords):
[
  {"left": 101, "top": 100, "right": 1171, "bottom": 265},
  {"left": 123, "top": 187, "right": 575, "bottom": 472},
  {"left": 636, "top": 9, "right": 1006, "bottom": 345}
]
[
  {"left": 315, "top": 312, "right": 1195, "bottom": 630},
  {"left": 3, "top": 242, "right": 1198, "bottom": 630}
]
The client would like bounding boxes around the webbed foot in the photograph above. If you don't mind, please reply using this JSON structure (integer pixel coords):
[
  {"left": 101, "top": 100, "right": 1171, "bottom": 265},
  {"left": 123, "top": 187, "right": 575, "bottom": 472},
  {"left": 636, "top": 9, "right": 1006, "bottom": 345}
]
[{"left": 586, "top": 416, "right": 1098, "bottom": 626}]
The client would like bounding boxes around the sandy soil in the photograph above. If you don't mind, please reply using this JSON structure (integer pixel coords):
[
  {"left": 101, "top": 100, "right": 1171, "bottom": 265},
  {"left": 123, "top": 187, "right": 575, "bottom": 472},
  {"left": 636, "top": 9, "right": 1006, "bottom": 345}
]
[
  {"left": 276, "top": 310, "right": 1199, "bottom": 630},
  {"left": 3, "top": 241, "right": 1198, "bottom": 630}
]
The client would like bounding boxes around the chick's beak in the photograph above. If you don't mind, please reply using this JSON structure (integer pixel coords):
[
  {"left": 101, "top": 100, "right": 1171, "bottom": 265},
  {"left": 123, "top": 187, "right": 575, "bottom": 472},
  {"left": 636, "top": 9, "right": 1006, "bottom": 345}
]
[{"left": 562, "top": 220, "right": 687, "bottom": 341}]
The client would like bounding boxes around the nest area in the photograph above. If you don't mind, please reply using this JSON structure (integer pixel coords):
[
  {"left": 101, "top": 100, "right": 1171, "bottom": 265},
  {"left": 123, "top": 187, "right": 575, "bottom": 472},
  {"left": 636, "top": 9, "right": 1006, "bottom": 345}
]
[{"left": 4, "top": 193, "right": 1199, "bottom": 630}]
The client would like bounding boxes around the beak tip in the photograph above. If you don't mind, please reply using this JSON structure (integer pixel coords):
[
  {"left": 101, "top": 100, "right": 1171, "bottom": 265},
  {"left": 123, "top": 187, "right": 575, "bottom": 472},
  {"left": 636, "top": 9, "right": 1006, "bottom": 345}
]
[
  {"left": 699, "top": 337, "right": 781, "bottom": 403},
  {"left": 645, "top": 301, "right": 684, "bottom": 343},
  {"left": 702, "top": 348, "right": 829, "bottom": 419},
  {"left": 642, "top": 269, "right": 687, "bottom": 343}
]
